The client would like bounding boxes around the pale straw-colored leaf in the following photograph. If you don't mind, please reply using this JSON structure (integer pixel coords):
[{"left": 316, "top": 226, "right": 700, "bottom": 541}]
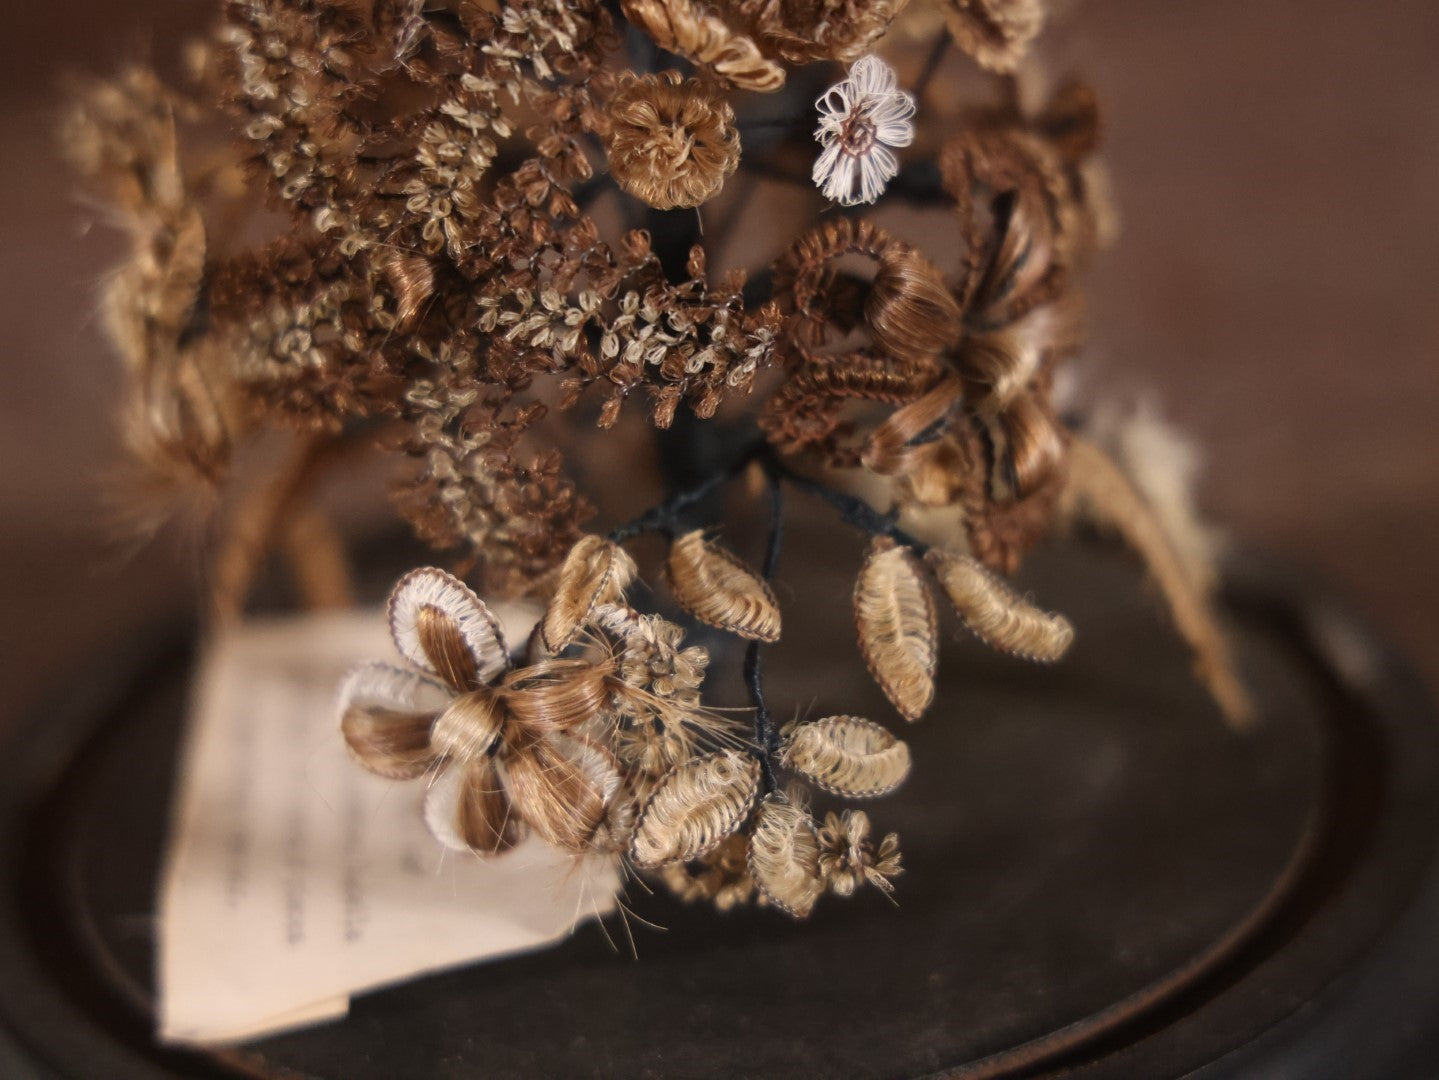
[
  {"left": 1063, "top": 435, "right": 1253, "bottom": 727},
  {"left": 781, "top": 715, "right": 911, "bottom": 798},
  {"left": 629, "top": 749, "right": 761, "bottom": 868},
  {"left": 667, "top": 530, "right": 781, "bottom": 642},
  {"left": 854, "top": 539, "right": 937, "bottom": 721},
  {"left": 748, "top": 797, "right": 824, "bottom": 918},
  {"left": 542, "top": 535, "right": 637, "bottom": 652},
  {"left": 926, "top": 549, "right": 1074, "bottom": 661}
]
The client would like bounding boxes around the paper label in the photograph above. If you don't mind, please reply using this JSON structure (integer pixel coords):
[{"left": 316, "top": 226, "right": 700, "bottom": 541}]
[{"left": 157, "top": 607, "right": 619, "bottom": 1044}]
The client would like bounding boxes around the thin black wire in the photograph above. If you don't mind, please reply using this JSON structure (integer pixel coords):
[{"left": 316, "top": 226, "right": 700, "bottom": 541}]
[
  {"left": 605, "top": 440, "right": 941, "bottom": 795},
  {"left": 605, "top": 441, "right": 766, "bottom": 543},
  {"left": 764, "top": 449, "right": 932, "bottom": 556},
  {"left": 914, "top": 31, "right": 952, "bottom": 103},
  {"left": 606, "top": 438, "right": 935, "bottom": 553},
  {"left": 744, "top": 464, "right": 786, "bottom": 791}
]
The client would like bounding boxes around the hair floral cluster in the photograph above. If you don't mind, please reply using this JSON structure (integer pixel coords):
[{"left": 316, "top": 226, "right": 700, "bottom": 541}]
[{"left": 68, "top": 0, "right": 1251, "bottom": 917}]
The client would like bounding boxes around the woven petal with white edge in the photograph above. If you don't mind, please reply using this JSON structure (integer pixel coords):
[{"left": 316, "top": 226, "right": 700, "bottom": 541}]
[
  {"left": 388, "top": 567, "right": 510, "bottom": 688},
  {"left": 338, "top": 662, "right": 453, "bottom": 780},
  {"left": 338, "top": 661, "right": 453, "bottom": 717},
  {"left": 813, "top": 55, "right": 916, "bottom": 206},
  {"left": 423, "top": 755, "right": 526, "bottom": 855}
]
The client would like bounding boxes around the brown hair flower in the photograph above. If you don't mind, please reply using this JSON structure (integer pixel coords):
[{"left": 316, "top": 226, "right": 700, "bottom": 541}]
[
  {"left": 738, "top": 0, "right": 910, "bottom": 64},
  {"left": 606, "top": 71, "right": 740, "bottom": 210},
  {"left": 340, "top": 568, "right": 629, "bottom": 856},
  {"left": 620, "top": 0, "right": 784, "bottom": 92}
]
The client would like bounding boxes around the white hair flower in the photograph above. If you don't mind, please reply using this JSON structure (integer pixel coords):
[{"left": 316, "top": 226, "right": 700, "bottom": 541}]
[{"left": 812, "top": 55, "right": 917, "bottom": 206}]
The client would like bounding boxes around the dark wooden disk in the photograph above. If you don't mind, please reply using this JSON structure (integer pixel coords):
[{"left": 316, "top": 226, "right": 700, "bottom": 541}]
[{"left": 0, "top": 541, "right": 1436, "bottom": 1078}]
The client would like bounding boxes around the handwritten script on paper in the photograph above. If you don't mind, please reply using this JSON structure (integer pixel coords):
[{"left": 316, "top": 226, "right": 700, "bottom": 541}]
[{"left": 157, "top": 609, "right": 619, "bottom": 1044}]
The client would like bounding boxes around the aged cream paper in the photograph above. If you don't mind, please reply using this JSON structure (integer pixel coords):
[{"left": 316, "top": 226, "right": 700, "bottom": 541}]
[{"left": 157, "top": 607, "right": 619, "bottom": 1044}]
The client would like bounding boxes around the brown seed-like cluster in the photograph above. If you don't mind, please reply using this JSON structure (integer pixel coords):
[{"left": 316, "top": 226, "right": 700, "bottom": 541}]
[{"left": 72, "top": 0, "right": 1254, "bottom": 921}]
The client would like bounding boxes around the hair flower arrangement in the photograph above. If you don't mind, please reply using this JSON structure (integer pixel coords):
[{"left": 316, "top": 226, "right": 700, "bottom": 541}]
[{"left": 70, "top": 0, "right": 1253, "bottom": 921}]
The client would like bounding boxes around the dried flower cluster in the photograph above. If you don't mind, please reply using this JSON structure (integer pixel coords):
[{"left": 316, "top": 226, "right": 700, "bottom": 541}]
[{"left": 72, "top": 0, "right": 1253, "bottom": 920}]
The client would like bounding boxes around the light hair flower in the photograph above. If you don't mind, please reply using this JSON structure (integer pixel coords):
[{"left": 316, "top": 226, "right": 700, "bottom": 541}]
[
  {"left": 817, "top": 810, "right": 903, "bottom": 896},
  {"left": 812, "top": 55, "right": 916, "bottom": 206}
]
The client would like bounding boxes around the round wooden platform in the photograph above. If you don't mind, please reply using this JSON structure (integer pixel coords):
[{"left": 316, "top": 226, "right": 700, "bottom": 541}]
[{"left": 1, "top": 542, "right": 1436, "bottom": 1078}]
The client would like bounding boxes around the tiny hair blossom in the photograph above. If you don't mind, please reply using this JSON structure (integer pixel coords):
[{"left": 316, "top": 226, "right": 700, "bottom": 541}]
[{"left": 812, "top": 55, "right": 916, "bottom": 206}]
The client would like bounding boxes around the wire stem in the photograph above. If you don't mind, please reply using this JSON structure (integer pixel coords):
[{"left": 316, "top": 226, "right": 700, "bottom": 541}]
[
  {"left": 744, "top": 462, "right": 785, "bottom": 791},
  {"left": 914, "top": 31, "right": 952, "bottom": 102},
  {"left": 762, "top": 447, "right": 932, "bottom": 555},
  {"left": 610, "top": 441, "right": 938, "bottom": 794},
  {"left": 606, "top": 440, "right": 766, "bottom": 542}
]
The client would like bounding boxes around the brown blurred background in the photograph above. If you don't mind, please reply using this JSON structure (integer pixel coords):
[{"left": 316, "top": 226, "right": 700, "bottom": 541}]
[{"left": 2, "top": 0, "right": 1436, "bottom": 726}]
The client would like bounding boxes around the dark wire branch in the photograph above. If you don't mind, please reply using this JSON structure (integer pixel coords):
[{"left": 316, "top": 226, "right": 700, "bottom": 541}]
[
  {"left": 767, "top": 452, "right": 933, "bottom": 556},
  {"left": 607, "top": 439, "right": 939, "bottom": 793},
  {"left": 913, "top": 30, "right": 952, "bottom": 103},
  {"left": 605, "top": 440, "right": 767, "bottom": 542},
  {"left": 608, "top": 439, "right": 935, "bottom": 552},
  {"left": 745, "top": 460, "right": 786, "bottom": 791}
]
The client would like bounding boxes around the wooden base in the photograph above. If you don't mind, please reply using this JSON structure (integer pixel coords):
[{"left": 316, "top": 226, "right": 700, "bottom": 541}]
[{"left": 1, "top": 540, "right": 1436, "bottom": 1078}]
